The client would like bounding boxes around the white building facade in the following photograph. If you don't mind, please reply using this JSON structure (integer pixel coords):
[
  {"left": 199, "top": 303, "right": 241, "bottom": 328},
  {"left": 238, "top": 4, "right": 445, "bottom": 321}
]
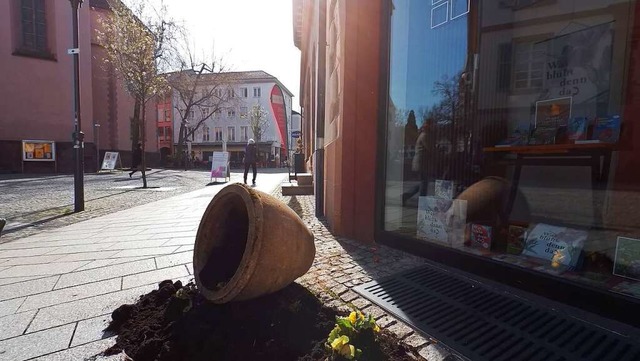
[{"left": 172, "top": 71, "right": 294, "bottom": 167}]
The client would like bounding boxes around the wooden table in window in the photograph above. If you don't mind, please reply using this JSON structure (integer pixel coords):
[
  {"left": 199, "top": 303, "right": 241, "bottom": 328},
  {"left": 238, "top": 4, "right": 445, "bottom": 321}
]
[{"left": 483, "top": 143, "right": 615, "bottom": 229}]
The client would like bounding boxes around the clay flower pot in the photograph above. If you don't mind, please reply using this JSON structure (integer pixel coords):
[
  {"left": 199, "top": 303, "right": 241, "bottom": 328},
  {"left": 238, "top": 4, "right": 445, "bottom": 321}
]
[{"left": 193, "top": 183, "right": 316, "bottom": 303}]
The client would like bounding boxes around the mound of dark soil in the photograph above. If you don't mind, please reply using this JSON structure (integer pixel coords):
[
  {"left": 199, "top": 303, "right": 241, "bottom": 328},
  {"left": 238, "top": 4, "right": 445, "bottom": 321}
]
[{"left": 104, "top": 280, "right": 418, "bottom": 361}]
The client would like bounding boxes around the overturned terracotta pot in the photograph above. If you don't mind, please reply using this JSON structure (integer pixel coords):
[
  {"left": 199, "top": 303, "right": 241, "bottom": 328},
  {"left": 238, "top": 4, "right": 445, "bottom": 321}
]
[{"left": 193, "top": 183, "right": 315, "bottom": 303}]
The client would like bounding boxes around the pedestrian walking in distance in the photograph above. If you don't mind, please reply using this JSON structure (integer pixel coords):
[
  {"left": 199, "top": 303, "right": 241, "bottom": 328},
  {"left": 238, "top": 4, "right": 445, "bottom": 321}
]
[
  {"left": 244, "top": 139, "right": 258, "bottom": 185},
  {"left": 129, "top": 143, "right": 142, "bottom": 178}
]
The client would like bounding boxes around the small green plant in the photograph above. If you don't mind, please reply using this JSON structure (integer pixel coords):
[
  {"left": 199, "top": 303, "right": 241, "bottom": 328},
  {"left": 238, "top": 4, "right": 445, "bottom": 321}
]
[{"left": 326, "top": 311, "right": 381, "bottom": 360}]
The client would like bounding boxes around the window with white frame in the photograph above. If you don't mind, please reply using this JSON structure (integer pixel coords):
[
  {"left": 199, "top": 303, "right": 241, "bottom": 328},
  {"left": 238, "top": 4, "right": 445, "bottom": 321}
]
[
  {"left": 214, "top": 88, "right": 222, "bottom": 98},
  {"left": 253, "top": 87, "right": 261, "bottom": 97},
  {"left": 240, "top": 87, "right": 248, "bottom": 97},
  {"left": 227, "top": 89, "right": 235, "bottom": 98},
  {"left": 202, "top": 125, "right": 210, "bottom": 142},
  {"left": 228, "top": 126, "right": 236, "bottom": 141},
  {"left": 240, "top": 126, "right": 249, "bottom": 141},
  {"left": 227, "top": 109, "right": 236, "bottom": 118},
  {"left": 240, "top": 106, "right": 248, "bottom": 116},
  {"left": 214, "top": 127, "right": 223, "bottom": 141}
]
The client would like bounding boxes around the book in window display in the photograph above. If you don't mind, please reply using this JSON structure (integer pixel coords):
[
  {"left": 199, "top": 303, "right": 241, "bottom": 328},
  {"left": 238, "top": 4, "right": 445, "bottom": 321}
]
[
  {"left": 416, "top": 196, "right": 467, "bottom": 246},
  {"left": 521, "top": 223, "right": 586, "bottom": 268},
  {"left": 592, "top": 115, "right": 621, "bottom": 143},
  {"left": 567, "top": 117, "right": 588, "bottom": 141},
  {"left": 434, "top": 179, "right": 454, "bottom": 200},
  {"left": 530, "top": 97, "right": 572, "bottom": 145},
  {"left": 507, "top": 224, "right": 528, "bottom": 255},
  {"left": 613, "top": 236, "right": 640, "bottom": 281},
  {"left": 465, "top": 224, "right": 492, "bottom": 250}
]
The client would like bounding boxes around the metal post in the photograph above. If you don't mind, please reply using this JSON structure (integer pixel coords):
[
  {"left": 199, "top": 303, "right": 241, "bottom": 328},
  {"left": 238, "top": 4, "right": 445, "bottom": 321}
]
[
  {"left": 94, "top": 123, "right": 100, "bottom": 172},
  {"left": 70, "top": 0, "right": 84, "bottom": 212}
]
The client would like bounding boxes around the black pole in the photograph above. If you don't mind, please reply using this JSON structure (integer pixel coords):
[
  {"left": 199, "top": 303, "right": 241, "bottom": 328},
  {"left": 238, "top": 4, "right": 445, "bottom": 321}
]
[{"left": 71, "top": 0, "right": 84, "bottom": 212}]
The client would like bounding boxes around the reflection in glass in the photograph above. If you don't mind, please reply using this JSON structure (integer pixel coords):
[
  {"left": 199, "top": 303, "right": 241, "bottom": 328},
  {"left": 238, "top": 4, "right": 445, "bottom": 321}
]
[{"left": 383, "top": 0, "right": 640, "bottom": 300}]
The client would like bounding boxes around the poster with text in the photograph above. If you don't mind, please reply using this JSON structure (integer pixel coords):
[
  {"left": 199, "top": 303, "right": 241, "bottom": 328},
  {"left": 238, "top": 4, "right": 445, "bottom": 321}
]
[
  {"left": 417, "top": 196, "right": 467, "bottom": 246},
  {"left": 540, "top": 22, "right": 613, "bottom": 117},
  {"left": 522, "top": 223, "right": 586, "bottom": 268},
  {"left": 22, "top": 140, "right": 55, "bottom": 161},
  {"left": 101, "top": 152, "right": 119, "bottom": 170},
  {"left": 211, "top": 151, "right": 229, "bottom": 178}
]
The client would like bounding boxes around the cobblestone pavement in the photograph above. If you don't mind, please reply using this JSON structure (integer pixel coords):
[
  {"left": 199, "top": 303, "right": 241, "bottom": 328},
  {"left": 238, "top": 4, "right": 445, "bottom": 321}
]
[
  {"left": 0, "top": 169, "right": 283, "bottom": 243},
  {"left": 0, "top": 180, "right": 458, "bottom": 361},
  {"left": 271, "top": 191, "right": 462, "bottom": 361}
]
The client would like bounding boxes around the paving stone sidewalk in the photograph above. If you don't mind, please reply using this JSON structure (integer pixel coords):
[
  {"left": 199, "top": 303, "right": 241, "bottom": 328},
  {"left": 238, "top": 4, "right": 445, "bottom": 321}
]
[{"left": 0, "top": 175, "right": 457, "bottom": 361}]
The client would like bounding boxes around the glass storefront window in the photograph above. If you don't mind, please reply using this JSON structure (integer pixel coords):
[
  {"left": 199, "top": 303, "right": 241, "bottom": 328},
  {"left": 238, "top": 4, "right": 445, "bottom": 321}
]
[{"left": 384, "top": 0, "right": 640, "bottom": 300}]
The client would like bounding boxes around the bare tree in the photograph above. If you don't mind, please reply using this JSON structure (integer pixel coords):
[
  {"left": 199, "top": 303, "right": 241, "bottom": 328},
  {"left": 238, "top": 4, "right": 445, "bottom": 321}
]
[
  {"left": 247, "top": 104, "right": 269, "bottom": 141},
  {"left": 97, "top": 0, "right": 174, "bottom": 188},
  {"left": 167, "top": 36, "right": 237, "bottom": 161}
]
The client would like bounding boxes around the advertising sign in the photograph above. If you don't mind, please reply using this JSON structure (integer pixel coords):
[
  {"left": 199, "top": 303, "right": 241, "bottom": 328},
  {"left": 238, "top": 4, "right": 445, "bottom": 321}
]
[
  {"left": 539, "top": 22, "right": 613, "bottom": 116},
  {"left": 101, "top": 152, "right": 120, "bottom": 170},
  {"left": 270, "top": 85, "right": 288, "bottom": 151},
  {"left": 22, "top": 140, "right": 55, "bottom": 161},
  {"left": 211, "top": 151, "right": 229, "bottom": 179}
]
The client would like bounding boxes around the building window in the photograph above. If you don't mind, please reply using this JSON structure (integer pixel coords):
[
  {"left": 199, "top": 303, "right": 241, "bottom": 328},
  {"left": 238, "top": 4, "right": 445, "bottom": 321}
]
[
  {"left": 164, "top": 109, "right": 171, "bottom": 121},
  {"left": 214, "top": 109, "right": 222, "bottom": 118},
  {"left": 187, "top": 110, "right": 194, "bottom": 120},
  {"left": 18, "top": 0, "right": 48, "bottom": 54},
  {"left": 240, "top": 126, "right": 249, "bottom": 141},
  {"left": 253, "top": 87, "right": 261, "bottom": 97},
  {"left": 383, "top": 0, "right": 640, "bottom": 307},
  {"left": 164, "top": 126, "right": 171, "bottom": 140},
  {"left": 227, "top": 89, "right": 235, "bottom": 98},
  {"left": 240, "top": 106, "right": 248, "bottom": 116},
  {"left": 214, "top": 89, "right": 222, "bottom": 98},
  {"left": 214, "top": 127, "right": 223, "bottom": 141},
  {"left": 240, "top": 87, "right": 248, "bottom": 97},
  {"left": 202, "top": 125, "right": 210, "bottom": 142},
  {"left": 201, "top": 107, "right": 209, "bottom": 117},
  {"left": 227, "top": 109, "right": 236, "bottom": 118},
  {"left": 228, "top": 126, "right": 236, "bottom": 141},
  {"left": 512, "top": 40, "right": 545, "bottom": 91}
]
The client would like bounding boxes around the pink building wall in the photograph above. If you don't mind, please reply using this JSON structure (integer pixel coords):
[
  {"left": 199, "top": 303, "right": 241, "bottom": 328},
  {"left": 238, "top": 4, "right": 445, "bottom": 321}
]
[
  {"left": 0, "top": 1, "right": 94, "bottom": 172},
  {"left": 0, "top": 1, "right": 157, "bottom": 172}
]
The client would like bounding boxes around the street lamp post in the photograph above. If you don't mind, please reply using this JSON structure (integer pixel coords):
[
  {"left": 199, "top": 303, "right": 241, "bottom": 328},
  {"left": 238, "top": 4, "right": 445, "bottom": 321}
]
[
  {"left": 94, "top": 123, "right": 100, "bottom": 172},
  {"left": 70, "top": 0, "right": 84, "bottom": 212}
]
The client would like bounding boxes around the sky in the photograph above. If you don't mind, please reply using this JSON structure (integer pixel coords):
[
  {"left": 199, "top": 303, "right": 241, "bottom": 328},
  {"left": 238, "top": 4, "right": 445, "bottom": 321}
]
[{"left": 148, "top": 0, "right": 301, "bottom": 110}]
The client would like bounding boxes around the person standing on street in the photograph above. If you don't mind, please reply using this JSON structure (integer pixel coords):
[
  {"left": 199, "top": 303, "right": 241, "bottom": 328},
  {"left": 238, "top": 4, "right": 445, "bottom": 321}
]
[
  {"left": 129, "top": 143, "right": 142, "bottom": 178},
  {"left": 244, "top": 139, "right": 257, "bottom": 185}
]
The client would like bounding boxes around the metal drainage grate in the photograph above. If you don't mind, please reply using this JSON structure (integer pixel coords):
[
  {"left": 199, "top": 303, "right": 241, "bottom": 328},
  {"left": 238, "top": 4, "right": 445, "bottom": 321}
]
[{"left": 354, "top": 264, "right": 640, "bottom": 361}]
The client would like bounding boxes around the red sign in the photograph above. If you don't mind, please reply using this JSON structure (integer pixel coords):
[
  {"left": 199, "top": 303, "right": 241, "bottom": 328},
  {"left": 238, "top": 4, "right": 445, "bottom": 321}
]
[{"left": 270, "top": 85, "right": 287, "bottom": 151}]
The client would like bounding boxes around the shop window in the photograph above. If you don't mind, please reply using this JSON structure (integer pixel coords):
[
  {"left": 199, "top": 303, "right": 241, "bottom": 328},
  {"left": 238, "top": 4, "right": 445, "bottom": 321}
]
[{"left": 383, "top": 0, "right": 640, "bottom": 301}]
